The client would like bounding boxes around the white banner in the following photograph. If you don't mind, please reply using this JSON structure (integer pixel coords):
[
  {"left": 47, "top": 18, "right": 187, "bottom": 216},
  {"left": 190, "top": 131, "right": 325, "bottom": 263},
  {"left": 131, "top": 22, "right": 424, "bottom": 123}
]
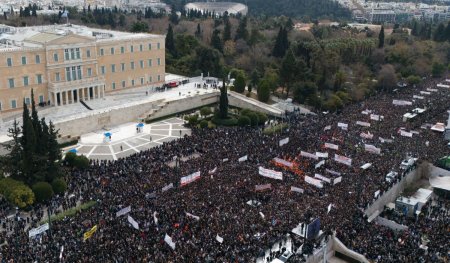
[
  {"left": 337, "top": 122, "right": 348, "bottom": 130},
  {"left": 279, "top": 137, "right": 289, "bottom": 147},
  {"left": 301, "top": 151, "right": 319, "bottom": 160},
  {"left": 370, "top": 114, "right": 381, "bottom": 121},
  {"left": 323, "top": 125, "right": 331, "bottom": 131},
  {"left": 426, "top": 88, "right": 437, "bottom": 92},
  {"left": 356, "top": 121, "right": 371, "bottom": 127},
  {"left": 314, "top": 173, "right": 331, "bottom": 183},
  {"left": 437, "top": 83, "right": 450, "bottom": 88},
  {"left": 315, "top": 152, "right": 329, "bottom": 158},
  {"left": 238, "top": 155, "right": 248, "bottom": 162},
  {"left": 255, "top": 184, "right": 272, "bottom": 191},
  {"left": 326, "top": 169, "right": 341, "bottom": 176},
  {"left": 393, "top": 99, "right": 412, "bottom": 106},
  {"left": 305, "top": 176, "right": 323, "bottom": 188},
  {"left": 186, "top": 212, "right": 200, "bottom": 221},
  {"left": 400, "top": 130, "right": 413, "bottom": 138},
  {"left": 162, "top": 183, "right": 174, "bottom": 192},
  {"left": 28, "top": 223, "right": 49, "bottom": 238},
  {"left": 216, "top": 234, "right": 224, "bottom": 243},
  {"left": 116, "top": 206, "right": 131, "bottom": 217},
  {"left": 222, "top": 158, "right": 229, "bottom": 162},
  {"left": 209, "top": 167, "right": 217, "bottom": 174},
  {"left": 258, "top": 167, "right": 283, "bottom": 180},
  {"left": 360, "top": 132, "right": 374, "bottom": 139},
  {"left": 153, "top": 211, "right": 158, "bottom": 225},
  {"left": 374, "top": 190, "right": 381, "bottom": 198},
  {"left": 180, "top": 171, "right": 201, "bottom": 186},
  {"left": 413, "top": 95, "right": 424, "bottom": 100},
  {"left": 364, "top": 144, "right": 381, "bottom": 154},
  {"left": 333, "top": 176, "right": 342, "bottom": 185},
  {"left": 290, "top": 186, "right": 304, "bottom": 193},
  {"left": 334, "top": 154, "right": 352, "bottom": 166},
  {"left": 324, "top": 143, "right": 339, "bottom": 150},
  {"left": 379, "top": 137, "right": 393, "bottom": 143},
  {"left": 420, "top": 91, "right": 431, "bottom": 95},
  {"left": 127, "top": 215, "right": 139, "bottom": 230},
  {"left": 273, "top": 157, "right": 293, "bottom": 167},
  {"left": 164, "top": 234, "right": 176, "bottom": 250},
  {"left": 315, "top": 160, "right": 325, "bottom": 169}
]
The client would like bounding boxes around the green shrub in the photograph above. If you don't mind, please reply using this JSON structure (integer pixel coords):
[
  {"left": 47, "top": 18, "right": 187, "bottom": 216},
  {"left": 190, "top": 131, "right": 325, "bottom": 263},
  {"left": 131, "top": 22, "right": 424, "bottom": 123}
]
[
  {"left": 240, "top": 108, "right": 252, "bottom": 116},
  {"left": 238, "top": 116, "right": 251, "bottom": 126},
  {"left": 73, "top": 155, "right": 89, "bottom": 169},
  {"left": 212, "top": 117, "right": 239, "bottom": 126},
  {"left": 246, "top": 112, "right": 259, "bottom": 126},
  {"left": 58, "top": 139, "right": 78, "bottom": 148},
  {"left": 65, "top": 152, "right": 77, "bottom": 166},
  {"left": 199, "top": 120, "right": 209, "bottom": 128},
  {"left": 188, "top": 114, "right": 199, "bottom": 126},
  {"left": 52, "top": 178, "right": 68, "bottom": 194},
  {"left": 200, "top": 107, "right": 212, "bottom": 117},
  {"left": 32, "top": 182, "right": 54, "bottom": 203},
  {"left": 256, "top": 112, "right": 268, "bottom": 125},
  {"left": 0, "top": 178, "right": 22, "bottom": 198}
]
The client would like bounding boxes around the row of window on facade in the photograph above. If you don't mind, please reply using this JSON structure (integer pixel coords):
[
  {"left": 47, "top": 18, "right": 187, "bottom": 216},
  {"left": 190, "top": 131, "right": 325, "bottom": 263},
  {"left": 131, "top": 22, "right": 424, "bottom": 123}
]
[
  {"left": 7, "top": 74, "right": 43, "bottom": 88},
  {"left": 101, "top": 58, "right": 161, "bottom": 74},
  {"left": 0, "top": 95, "right": 45, "bottom": 111},
  {"left": 111, "top": 75, "right": 162, "bottom": 90},
  {"left": 4, "top": 42, "right": 161, "bottom": 66}
]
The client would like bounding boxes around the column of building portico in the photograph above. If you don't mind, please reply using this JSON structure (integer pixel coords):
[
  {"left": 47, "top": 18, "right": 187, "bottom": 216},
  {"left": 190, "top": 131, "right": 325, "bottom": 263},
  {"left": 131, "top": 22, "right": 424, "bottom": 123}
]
[
  {"left": 80, "top": 88, "right": 84, "bottom": 101},
  {"left": 72, "top": 90, "right": 75, "bottom": 103},
  {"left": 65, "top": 91, "right": 69, "bottom": 105},
  {"left": 102, "top": 85, "right": 105, "bottom": 98}
]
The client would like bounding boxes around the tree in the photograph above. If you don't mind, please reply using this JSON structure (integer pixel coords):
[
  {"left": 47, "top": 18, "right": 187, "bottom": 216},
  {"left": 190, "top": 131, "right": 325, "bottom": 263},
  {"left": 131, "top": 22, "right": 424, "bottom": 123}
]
[
  {"left": 378, "top": 26, "right": 385, "bottom": 48},
  {"left": 444, "top": 21, "right": 450, "bottom": 41},
  {"left": 10, "top": 185, "right": 35, "bottom": 208},
  {"left": 235, "top": 17, "right": 248, "bottom": 41},
  {"left": 250, "top": 70, "right": 260, "bottom": 88},
  {"left": 119, "top": 14, "right": 126, "bottom": 27},
  {"left": 130, "top": 21, "right": 148, "bottom": 32},
  {"left": 166, "top": 24, "right": 176, "bottom": 56},
  {"left": 286, "top": 18, "right": 294, "bottom": 31},
  {"left": 432, "top": 62, "right": 445, "bottom": 77},
  {"left": 377, "top": 64, "right": 397, "bottom": 91},
  {"left": 195, "top": 23, "right": 202, "bottom": 38},
  {"left": 169, "top": 5, "right": 178, "bottom": 24},
  {"left": 434, "top": 23, "right": 446, "bottom": 42},
  {"left": 234, "top": 72, "right": 246, "bottom": 93},
  {"left": 257, "top": 80, "right": 271, "bottom": 102},
  {"left": 211, "top": 29, "right": 223, "bottom": 52},
  {"left": 293, "top": 81, "right": 318, "bottom": 104},
  {"left": 4, "top": 119, "right": 22, "bottom": 180},
  {"left": 199, "top": 120, "right": 208, "bottom": 129},
  {"left": 219, "top": 78, "right": 229, "bottom": 119},
  {"left": 200, "top": 106, "right": 212, "bottom": 117},
  {"left": 238, "top": 115, "right": 251, "bottom": 126},
  {"left": 32, "top": 182, "right": 54, "bottom": 203},
  {"left": 223, "top": 19, "right": 231, "bottom": 42},
  {"left": 21, "top": 100, "right": 37, "bottom": 184},
  {"left": 272, "top": 26, "right": 289, "bottom": 58},
  {"left": 280, "top": 49, "right": 297, "bottom": 97},
  {"left": 47, "top": 121, "right": 61, "bottom": 165}
]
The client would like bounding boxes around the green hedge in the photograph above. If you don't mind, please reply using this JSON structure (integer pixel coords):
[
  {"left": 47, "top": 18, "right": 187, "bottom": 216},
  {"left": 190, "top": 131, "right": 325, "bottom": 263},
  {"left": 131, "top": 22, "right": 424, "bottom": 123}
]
[
  {"left": 238, "top": 116, "right": 251, "bottom": 126},
  {"left": 41, "top": 201, "right": 97, "bottom": 224},
  {"left": 59, "top": 139, "right": 79, "bottom": 148},
  {"left": 212, "top": 117, "right": 239, "bottom": 126}
]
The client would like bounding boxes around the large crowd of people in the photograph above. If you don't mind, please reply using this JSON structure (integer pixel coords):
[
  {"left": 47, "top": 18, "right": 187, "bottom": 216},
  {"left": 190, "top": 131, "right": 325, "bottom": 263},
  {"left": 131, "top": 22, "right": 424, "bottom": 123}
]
[{"left": 0, "top": 76, "right": 449, "bottom": 262}]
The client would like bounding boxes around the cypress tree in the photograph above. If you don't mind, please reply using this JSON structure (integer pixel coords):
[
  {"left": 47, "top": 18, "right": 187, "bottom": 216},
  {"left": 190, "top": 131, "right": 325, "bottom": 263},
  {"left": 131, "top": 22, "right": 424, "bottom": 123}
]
[
  {"left": 433, "top": 23, "right": 446, "bottom": 42},
  {"left": 272, "top": 26, "right": 289, "bottom": 58},
  {"left": 47, "top": 121, "right": 61, "bottom": 165},
  {"left": 166, "top": 24, "right": 176, "bottom": 56},
  {"left": 235, "top": 17, "right": 248, "bottom": 41},
  {"left": 5, "top": 119, "right": 23, "bottom": 180},
  {"left": 219, "top": 78, "right": 228, "bottom": 119},
  {"left": 378, "top": 25, "right": 385, "bottom": 48},
  {"left": 30, "top": 89, "right": 43, "bottom": 154},
  {"left": 223, "top": 19, "right": 231, "bottom": 42},
  {"left": 195, "top": 23, "right": 202, "bottom": 38},
  {"left": 21, "top": 100, "right": 37, "bottom": 184},
  {"left": 444, "top": 21, "right": 450, "bottom": 41},
  {"left": 211, "top": 29, "right": 223, "bottom": 52}
]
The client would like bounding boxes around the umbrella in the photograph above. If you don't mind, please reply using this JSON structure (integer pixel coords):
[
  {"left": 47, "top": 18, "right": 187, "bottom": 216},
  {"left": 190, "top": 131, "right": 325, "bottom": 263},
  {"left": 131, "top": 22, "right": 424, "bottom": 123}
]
[
  {"left": 104, "top": 132, "right": 112, "bottom": 137},
  {"left": 137, "top": 123, "right": 144, "bottom": 128},
  {"left": 68, "top": 149, "right": 77, "bottom": 153}
]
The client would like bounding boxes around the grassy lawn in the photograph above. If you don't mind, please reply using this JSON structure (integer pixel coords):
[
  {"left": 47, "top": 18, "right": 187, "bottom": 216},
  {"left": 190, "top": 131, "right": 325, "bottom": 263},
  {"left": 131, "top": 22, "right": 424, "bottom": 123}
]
[{"left": 40, "top": 200, "right": 97, "bottom": 225}]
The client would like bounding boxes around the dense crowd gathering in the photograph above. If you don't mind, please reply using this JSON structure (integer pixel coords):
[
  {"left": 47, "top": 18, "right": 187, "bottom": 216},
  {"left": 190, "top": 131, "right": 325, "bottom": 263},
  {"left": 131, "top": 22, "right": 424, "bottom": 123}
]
[{"left": 0, "top": 76, "right": 449, "bottom": 262}]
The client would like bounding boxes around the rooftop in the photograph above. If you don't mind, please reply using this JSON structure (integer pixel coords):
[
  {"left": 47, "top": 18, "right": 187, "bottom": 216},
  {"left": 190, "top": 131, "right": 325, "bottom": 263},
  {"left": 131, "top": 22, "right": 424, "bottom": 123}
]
[{"left": 0, "top": 23, "right": 163, "bottom": 51}]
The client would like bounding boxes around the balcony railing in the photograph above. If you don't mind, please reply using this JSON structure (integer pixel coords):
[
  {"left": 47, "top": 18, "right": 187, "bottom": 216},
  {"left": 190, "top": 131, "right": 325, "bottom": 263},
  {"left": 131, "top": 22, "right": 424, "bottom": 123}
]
[{"left": 48, "top": 76, "right": 105, "bottom": 92}]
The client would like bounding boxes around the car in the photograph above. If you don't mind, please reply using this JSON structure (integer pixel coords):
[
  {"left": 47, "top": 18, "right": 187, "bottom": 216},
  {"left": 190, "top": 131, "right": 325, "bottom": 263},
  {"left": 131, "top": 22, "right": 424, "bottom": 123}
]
[
  {"left": 400, "top": 157, "right": 417, "bottom": 170},
  {"left": 168, "top": 82, "right": 179, "bottom": 88},
  {"left": 385, "top": 171, "right": 398, "bottom": 183}
]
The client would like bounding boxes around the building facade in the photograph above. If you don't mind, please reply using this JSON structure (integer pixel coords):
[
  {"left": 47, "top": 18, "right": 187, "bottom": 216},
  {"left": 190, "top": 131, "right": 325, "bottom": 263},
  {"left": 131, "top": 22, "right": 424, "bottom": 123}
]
[{"left": 0, "top": 24, "right": 165, "bottom": 114}]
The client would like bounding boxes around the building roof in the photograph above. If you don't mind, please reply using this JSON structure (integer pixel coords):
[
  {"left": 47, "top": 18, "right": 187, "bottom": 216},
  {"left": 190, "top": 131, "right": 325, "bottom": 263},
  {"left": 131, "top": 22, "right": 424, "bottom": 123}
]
[{"left": 0, "top": 23, "right": 163, "bottom": 52}]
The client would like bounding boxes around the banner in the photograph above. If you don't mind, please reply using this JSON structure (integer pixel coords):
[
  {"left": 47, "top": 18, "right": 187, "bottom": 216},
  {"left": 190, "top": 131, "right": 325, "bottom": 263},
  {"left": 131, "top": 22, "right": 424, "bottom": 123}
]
[
  {"left": 273, "top": 157, "right": 293, "bottom": 168},
  {"left": 180, "top": 171, "right": 201, "bottom": 186},
  {"left": 370, "top": 114, "right": 382, "bottom": 121},
  {"left": 301, "top": 151, "right": 319, "bottom": 160},
  {"left": 127, "top": 215, "right": 139, "bottom": 230},
  {"left": 374, "top": 190, "right": 381, "bottom": 198},
  {"left": 379, "top": 137, "right": 393, "bottom": 143},
  {"left": 314, "top": 173, "right": 331, "bottom": 183},
  {"left": 333, "top": 176, "right": 342, "bottom": 185},
  {"left": 164, "top": 234, "right": 176, "bottom": 250},
  {"left": 186, "top": 212, "right": 200, "bottom": 221},
  {"left": 255, "top": 184, "right": 272, "bottom": 191},
  {"left": 162, "top": 183, "right": 174, "bottom": 192},
  {"left": 400, "top": 130, "right": 413, "bottom": 138},
  {"left": 365, "top": 144, "right": 381, "bottom": 154},
  {"left": 238, "top": 155, "right": 248, "bottom": 162},
  {"left": 334, "top": 154, "right": 352, "bottom": 166},
  {"left": 413, "top": 95, "right": 424, "bottom": 99},
  {"left": 426, "top": 88, "right": 437, "bottom": 92},
  {"left": 116, "top": 206, "right": 131, "bottom": 217},
  {"left": 361, "top": 110, "right": 371, "bottom": 115},
  {"left": 360, "top": 132, "right": 373, "bottom": 139},
  {"left": 305, "top": 176, "right": 323, "bottom": 188},
  {"left": 290, "top": 186, "right": 304, "bottom": 193},
  {"left": 393, "top": 99, "right": 412, "bottom": 106},
  {"left": 326, "top": 169, "right": 341, "bottom": 176},
  {"left": 315, "top": 160, "right": 325, "bottom": 169},
  {"left": 259, "top": 212, "right": 265, "bottom": 219},
  {"left": 315, "top": 152, "right": 328, "bottom": 158},
  {"left": 337, "top": 122, "right": 348, "bottom": 130},
  {"left": 420, "top": 91, "right": 431, "bottom": 95},
  {"left": 153, "top": 211, "right": 158, "bottom": 225},
  {"left": 323, "top": 125, "right": 331, "bottom": 131},
  {"left": 258, "top": 167, "right": 283, "bottom": 180},
  {"left": 216, "top": 234, "right": 224, "bottom": 243},
  {"left": 83, "top": 225, "right": 98, "bottom": 241},
  {"left": 28, "top": 223, "right": 49, "bottom": 238},
  {"left": 324, "top": 143, "right": 339, "bottom": 150},
  {"left": 208, "top": 167, "right": 217, "bottom": 174},
  {"left": 222, "top": 158, "right": 229, "bottom": 162},
  {"left": 279, "top": 137, "right": 289, "bottom": 147},
  {"left": 356, "top": 121, "right": 371, "bottom": 127}
]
